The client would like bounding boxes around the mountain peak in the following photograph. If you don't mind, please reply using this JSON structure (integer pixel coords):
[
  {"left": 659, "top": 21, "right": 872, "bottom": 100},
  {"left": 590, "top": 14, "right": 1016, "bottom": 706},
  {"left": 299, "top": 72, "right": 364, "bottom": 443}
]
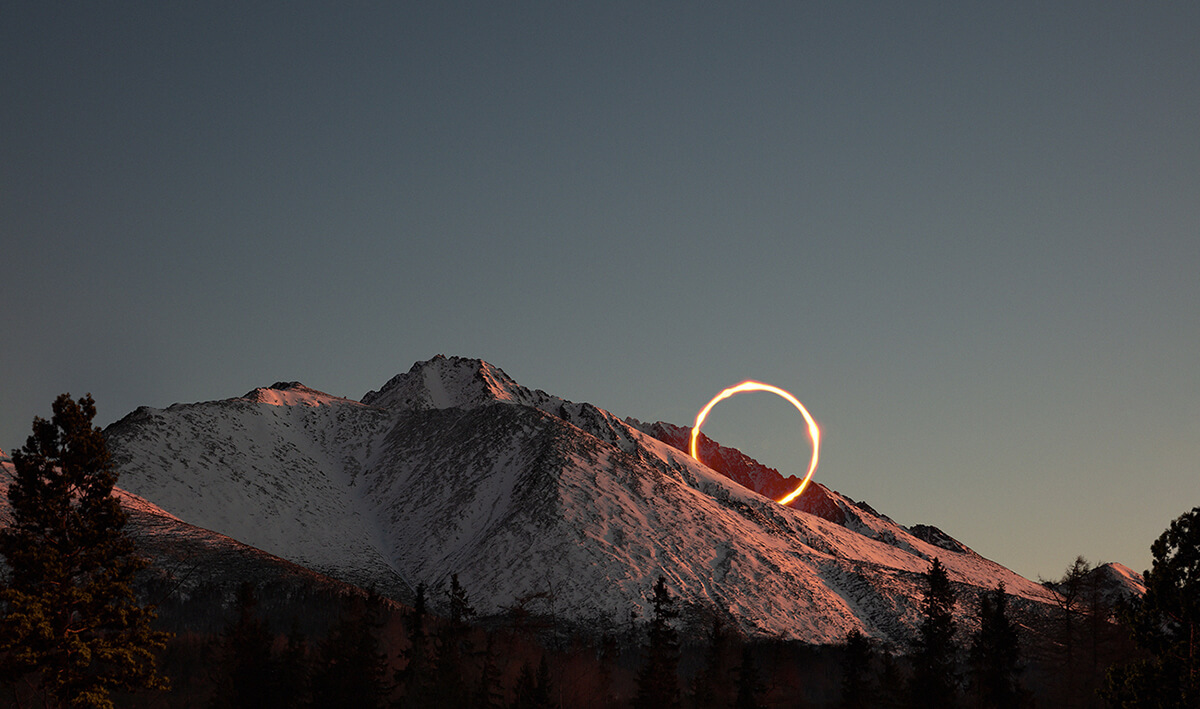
[
  {"left": 1090, "top": 561, "right": 1148, "bottom": 600},
  {"left": 242, "top": 382, "right": 352, "bottom": 407},
  {"left": 361, "top": 355, "right": 559, "bottom": 412}
]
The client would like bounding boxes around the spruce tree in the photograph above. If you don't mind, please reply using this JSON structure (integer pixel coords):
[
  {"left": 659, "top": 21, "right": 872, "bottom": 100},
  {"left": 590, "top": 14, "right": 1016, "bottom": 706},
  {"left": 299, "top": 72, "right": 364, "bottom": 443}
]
[
  {"left": 429, "top": 573, "right": 477, "bottom": 707},
  {"left": 877, "top": 650, "right": 905, "bottom": 709},
  {"left": 396, "top": 582, "right": 434, "bottom": 708},
  {"left": 510, "top": 655, "right": 555, "bottom": 709},
  {"left": 968, "top": 584, "right": 1026, "bottom": 709},
  {"left": 310, "top": 591, "right": 388, "bottom": 709},
  {"left": 513, "top": 660, "right": 536, "bottom": 708},
  {"left": 839, "top": 628, "right": 875, "bottom": 709},
  {"left": 276, "top": 621, "right": 311, "bottom": 709},
  {"left": 534, "top": 655, "right": 554, "bottom": 709},
  {"left": 473, "top": 633, "right": 504, "bottom": 709},
  {"left": 633, "top": 576, "right": 681, "bottom": 709},
  {"left": 0, "top": 394, "right": 169, "bottom": 709},
  {"left": 596, "top": 633, "right": 619, "bottom": 708},
  {"left": 907, "top": 557, "right": 959, "bottom": 709},
  {"left": 689, "top": 613, "right": 732, "bottom": 709},
  {"left": 208, "top": 583, "right": 277, "bottom": 709},
  {"left": 732, "top": 645, "right": 762, "bottom": 709},
  {"left": 1101, "top": 506, "right": 1200, "bottom": 708}
]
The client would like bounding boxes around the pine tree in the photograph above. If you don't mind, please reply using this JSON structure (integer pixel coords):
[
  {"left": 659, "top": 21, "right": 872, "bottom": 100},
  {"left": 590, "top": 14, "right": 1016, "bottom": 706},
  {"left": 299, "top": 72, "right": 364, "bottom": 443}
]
[
  {"left": 907, "top": 557, "right": 959, "bottom": 709},
  {"left": 968, "top": 584, "right": 1026, "bottom": 709},
  {"left": 839, "top": 628, "right": 875, "bottom": 709},
  {"left": 1101, "top": 506, "right": 1200, "bottom": 708},
  {"left": 0, "top": 394, "right": 169, "bottom": 709},
  {"left": 634, "top": 576, "right": 681, "bottom": 709}
]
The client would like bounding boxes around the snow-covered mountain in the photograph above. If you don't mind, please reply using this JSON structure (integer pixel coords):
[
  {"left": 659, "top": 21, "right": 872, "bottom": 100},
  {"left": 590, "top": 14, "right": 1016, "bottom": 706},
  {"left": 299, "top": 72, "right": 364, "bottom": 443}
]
[
  {"left": 104, "top": 355, "right": 1063, "bottom": 644},
  {"left": 0, "top": 451, "right": 361, "bottom": 626}
]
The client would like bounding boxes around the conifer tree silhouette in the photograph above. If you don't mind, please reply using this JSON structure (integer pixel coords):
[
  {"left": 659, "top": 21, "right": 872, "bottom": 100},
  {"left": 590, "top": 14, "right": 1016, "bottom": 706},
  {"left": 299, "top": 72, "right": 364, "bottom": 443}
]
[
  {"left": 968, "top": 584, "right": 1026, "bottom": 709},
  {"left": 1102, "top": 506, "right": 1200, "bottom": 707},
  {"left": 209, "top": 583, "right": 277, "bottom": 709},
  {"left": 634, "top": 576, "right": 680, "bottom": 709},
  {"left": 0, "top": 394, "right": 169, "bottom": 708},
  {"left": 907, "top": 557, "right": 959, "bottom": 709},
  {"left": 311, "top": 591, "right": 388, "bottom": 709},
  {"left": 839, "top": 628, "right": 875, "bottom": 709}
]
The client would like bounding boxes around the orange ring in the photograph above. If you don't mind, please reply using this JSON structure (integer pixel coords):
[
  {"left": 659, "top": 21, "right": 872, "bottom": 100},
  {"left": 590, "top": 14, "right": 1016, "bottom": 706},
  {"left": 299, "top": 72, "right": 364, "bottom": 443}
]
[{"left": 690, "top": 380, "right": 820, "bottom": 505}]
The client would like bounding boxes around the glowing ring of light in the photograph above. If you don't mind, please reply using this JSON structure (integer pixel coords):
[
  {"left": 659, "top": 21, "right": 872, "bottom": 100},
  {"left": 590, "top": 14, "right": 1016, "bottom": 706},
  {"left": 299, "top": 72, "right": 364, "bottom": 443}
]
[{"left": 690, "top": 381, "right": 820, "bottom": 506}]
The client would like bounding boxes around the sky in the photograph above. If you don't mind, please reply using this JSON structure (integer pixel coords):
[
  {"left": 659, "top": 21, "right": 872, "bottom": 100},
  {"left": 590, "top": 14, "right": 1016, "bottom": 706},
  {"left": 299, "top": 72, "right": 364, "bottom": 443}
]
[{"left": 3, "top": 2, "right": 1197, "bottom": 583}]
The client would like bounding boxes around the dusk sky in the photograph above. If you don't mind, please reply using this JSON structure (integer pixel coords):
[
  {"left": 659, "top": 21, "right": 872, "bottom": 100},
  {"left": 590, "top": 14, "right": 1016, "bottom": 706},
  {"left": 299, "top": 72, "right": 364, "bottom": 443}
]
[{"left": 3, "top": 3, "right": 1197, "bottom": 582}]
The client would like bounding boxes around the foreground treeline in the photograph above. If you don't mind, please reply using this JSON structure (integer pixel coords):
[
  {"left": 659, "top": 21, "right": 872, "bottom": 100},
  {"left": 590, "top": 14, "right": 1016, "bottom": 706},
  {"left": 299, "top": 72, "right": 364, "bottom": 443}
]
[
  {"left": 16, "top": 552, "right": 1171, "bottom": 709},
  {"left": 2, "top": 395, "right": 1197, "bottom": 708},
  {"left": 836, "top": 558, "right": 1139, "bottom": 709}
]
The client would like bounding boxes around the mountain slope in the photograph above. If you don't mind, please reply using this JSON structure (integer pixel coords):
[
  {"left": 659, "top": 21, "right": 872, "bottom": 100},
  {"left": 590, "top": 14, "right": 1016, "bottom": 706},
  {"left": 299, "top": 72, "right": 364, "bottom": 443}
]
[
  {"left": 106, "top": 355, "right": 1059, "bottom": 644},
  {"left": 0, "top": 449, "right": 365, "bottom": 633},
  {"left": 105, "top": 383, "right": 408, "bottom": 595}
]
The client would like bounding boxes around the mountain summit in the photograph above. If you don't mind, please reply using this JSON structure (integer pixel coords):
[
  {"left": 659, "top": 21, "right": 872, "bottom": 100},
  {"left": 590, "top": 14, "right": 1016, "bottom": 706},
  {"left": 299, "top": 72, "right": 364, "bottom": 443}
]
[
  {"left": 106, "top": 355, "right": 1056, "bottom": 643},
  {"left": 362, "top": 355, "right": 559, "bottom": 412}
]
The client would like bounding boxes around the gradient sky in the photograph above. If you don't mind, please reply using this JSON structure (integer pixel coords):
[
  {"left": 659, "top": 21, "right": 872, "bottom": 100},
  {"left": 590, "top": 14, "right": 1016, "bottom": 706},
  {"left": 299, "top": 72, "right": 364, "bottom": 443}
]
[{"left": 3, "top": 2, "right": 1197, "bottom": 583}]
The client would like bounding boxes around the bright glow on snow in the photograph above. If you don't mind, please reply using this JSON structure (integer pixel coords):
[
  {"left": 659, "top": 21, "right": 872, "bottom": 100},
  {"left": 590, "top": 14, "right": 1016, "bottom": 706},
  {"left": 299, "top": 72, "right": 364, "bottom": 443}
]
[{"left": 690, "top": 381, "right": 820, "bottom": 506}]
